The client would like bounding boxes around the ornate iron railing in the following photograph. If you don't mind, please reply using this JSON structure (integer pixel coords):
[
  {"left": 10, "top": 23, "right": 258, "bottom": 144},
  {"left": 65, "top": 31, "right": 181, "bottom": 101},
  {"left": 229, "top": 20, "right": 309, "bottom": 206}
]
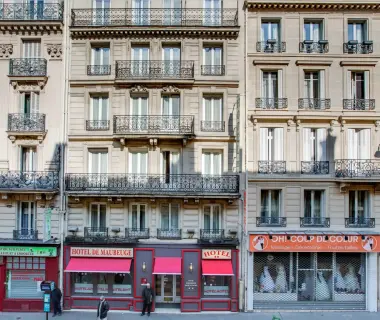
[
  {"left": 299, "top": 41, "right": 329, "bottom": 53},
  {"left": 200, "top": 121, "right": 225, "bottom": 132},
  {"left": 116, "top": 60, "right": 194, "bottom": 80},
  {"left": 343, "top": 41, "right": 373, "bottom": 54},
  {"left": 157, "top": 228, "right": 182, "bottom": 240},
  {"left": 301, "top": 161, "right": 330, "bottom": 175},
  {"left": 298, "top": 98, "right": 331, "bottom": 110},
  {"left": 9, "top": 58, "right": 47, "bottom": 77},
  {"left": 200, "top": 229, "right": 224, "bottom": 240},
  {"left": 125, "top": 228, "right": 150, "bottom": 239},
  {"left": 335, "top": 159, "right": 380, "bottom": 178},
  {"left": 256, "top": 98, "right": 288, "bottom": 109},
  {"left": 258, "top": 161, "right": 286, "bottom": 174},
  {"left": 300, "top": 217, "right": 330, "bottom": 228},
  {"left": 71, "top": 8, "right": 238, "bottom": 27},
  {"left": 345, "top": 217, "right": 375, "bottom": 228},
  {"left": 84, "top": 227, "right": 109, "bottom": 239},
  {"left": 13, "top": 229, "right": 38, "bottom": 240},
  {"left": 8, "top": 113, "right": 46, "bottom": 132},
  {"left": 113, "top": 115, "right": 194, "bottom": 135},
  {"left": 0, "top": 171, "right": 59, "bottom": 190},
  {"left": 201, "top": 65, "right": 225, "bottom": 76},
  {"left": 0, "top": 2, "right": 63, "bottom": 20},
  {"left": 65, "top": 173, "right": 239, "bottom": 194},
  {"left": 256, "top": 217, "right": 287, "bottom": 227},
  {"left": 343, "top": 99, "right": 375, "bottom": 110},
  {"left": 256, "top": 41, "right": 286, "bottom": 53},
  {"left": 87, "top": 65, "right": 111, "bottom": 76},
  {"left": 86, "top": 120, "right": 110, "bottom": 131}
]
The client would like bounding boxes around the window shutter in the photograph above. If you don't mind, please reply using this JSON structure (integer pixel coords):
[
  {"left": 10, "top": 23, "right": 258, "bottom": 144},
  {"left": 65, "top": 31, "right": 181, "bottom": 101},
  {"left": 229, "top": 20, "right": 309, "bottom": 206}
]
[
  {"left": 316, "top": 128, "right": 327, "bottom": 161},
  {"left": 260, "top": 128, "right": 269, "bottom": 161},
  {"left": 319, "top": 70, "right": 325, "bottom": 100},
  {"left": 347, "top": 129, "right": 357, "bottom": 159},
  {"left": 277, "top": 70, "right": 283, "bottom": 98},
  {"left": 364, "top": 71, "right": 370, "bottom": 100},
  {"left": 303, "top": 128, "right": 312, "bottom": 161},
  {"left": 359, "top": 129, "right": 371, "bottom": 160},
  {"left": 273, "top": 128, "right": 284, "bottom": 161}
]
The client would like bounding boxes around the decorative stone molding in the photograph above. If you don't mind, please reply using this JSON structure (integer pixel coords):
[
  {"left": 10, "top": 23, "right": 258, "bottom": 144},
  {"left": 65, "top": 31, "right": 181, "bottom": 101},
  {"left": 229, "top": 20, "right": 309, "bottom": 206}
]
[
  {"left": 339, "top": 116, "right": 346, "bottom": 132},
  {"left": 11, "top": 80, "right": 47, "bottom": 91},
  {"left": 375, "top": 121, "right": 380, "bottom": 132},
  {"left": 245, "top": 2, "right": 380, "bottom": 11},
  {"left": 130, "top": 85, "right": 148, "bottom": 94},
  {"left": 162, "top": 85, "right": 180, "bottom": 94},
  {"left": 46, "top": 44, "right": 62, "bottom": 59},
  {"left": 287, "top": 119, "right": 294, "bottom": 132},
  {"left": 0, "top": 44, "right": 13, "bottom": 58}
]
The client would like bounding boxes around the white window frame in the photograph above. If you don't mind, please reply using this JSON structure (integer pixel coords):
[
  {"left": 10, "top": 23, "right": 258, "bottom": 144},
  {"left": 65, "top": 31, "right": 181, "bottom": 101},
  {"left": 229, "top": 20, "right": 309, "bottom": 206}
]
[
  {"left": 88, "top": 149, "right": 108, "bottom": 174},
  {"left": 259, "top": 127, "right": 284, "bottom": 161},
  {"left": 303, "top": 20, "right": 323, "bottom": 41},
  {"left": 203, "top": 46, "right": 223, "bottom": 66},
  {"left": 89, "top": 203, "right": 107, "bottom": 228},
  {"left": 90, "top": 95, "right": 109, "bottom": 121},
  {"left": 348, "top": 21, "right": 367, "bottom": 42},
  {"left": 261, "top": 70, "right": 282, "bottom": 99},
  {"left": 202, "top": 151, "right": 222, "bottom": 175},
  {"left": 132, "top": 0, "right": 151, "bottom": 25},
  {"left": 160, "top": 203, "right": 180, "bottom": 230},
  {"left": 17, "top": 201, "right": 36, "bottom": 231},
  {"left": 91, "top": 46, "right": 110, "bottom": 66},
  {"left": 348, "top": 190, "right": 370, "bottom": 219},
  {"left": 202, "top": 96, "right": 223, "bottom": 121},
  {"left": 203, "top": 204, "right": 222, "bottom": 229},
  {"left": 161, "top": 150, "right": 181, "bottom": 175},
  {"left": 20, "top": 146, "right": 37, "bottom": 172},
  {"left": 129, "top": 151, "right": 148, "bottom": 174},
  {"left": 261, "top": 21, "right": 280, "bottom": 41},
  {"left": 130, "top": 96, "right": 148, "bottom": 115},
  {"left": 130, "top": 203, "right": 147, "bottom": 229},
  {"left": 304, "top": 190, "right": 325, "bottom": 218},
  {"left": 303, "top": 128, "right": 327, "bottom": 161},
  {"left": 347, "top": 128, "right": 371, "bottom": 160},
  {"left": 161, "top": 95, "right": 180, "bottom": 116},
  {"left": 260, "top": 189, "right": 281, "bottom": 218}
]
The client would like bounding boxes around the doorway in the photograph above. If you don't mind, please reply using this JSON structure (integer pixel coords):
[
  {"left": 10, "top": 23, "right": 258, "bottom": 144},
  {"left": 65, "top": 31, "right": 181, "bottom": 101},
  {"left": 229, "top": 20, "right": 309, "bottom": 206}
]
[{"left": 155, "top": 275, "right": 181, "bottom": 308}]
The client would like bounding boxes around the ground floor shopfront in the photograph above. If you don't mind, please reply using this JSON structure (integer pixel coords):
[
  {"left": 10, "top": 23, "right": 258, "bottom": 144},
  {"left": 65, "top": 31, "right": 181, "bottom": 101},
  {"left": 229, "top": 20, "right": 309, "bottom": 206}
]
[
  {"left": 63, "top": 244, "right": 239, "bottom": 312},
  {"left": 247, "top": 234, "right": 379, "bottom": 311}
]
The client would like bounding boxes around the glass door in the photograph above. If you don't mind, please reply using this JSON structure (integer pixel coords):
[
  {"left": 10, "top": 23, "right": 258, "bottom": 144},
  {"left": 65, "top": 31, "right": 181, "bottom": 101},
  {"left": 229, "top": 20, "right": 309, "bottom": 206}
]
[{"left": 155, "top": 275, "right": 181, "bottom": 304}]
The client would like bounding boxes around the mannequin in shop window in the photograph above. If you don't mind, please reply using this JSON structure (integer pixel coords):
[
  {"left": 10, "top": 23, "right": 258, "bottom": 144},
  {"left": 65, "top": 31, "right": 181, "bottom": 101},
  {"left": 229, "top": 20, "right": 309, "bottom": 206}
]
[
  {"left": 275, "top": 264, "right": 288, "bottom": 293},
  {"left": 316, "top": 271, "right": 330, "bottom": 301},
  {"left": 328, "top": 263, "right": 345, "bottom": 293},
  {"left": 259, "top": 266, "right": 275, "bottom": 292},
  {"left": 344, "top": 264, "right": 360, "bottom": 293}
]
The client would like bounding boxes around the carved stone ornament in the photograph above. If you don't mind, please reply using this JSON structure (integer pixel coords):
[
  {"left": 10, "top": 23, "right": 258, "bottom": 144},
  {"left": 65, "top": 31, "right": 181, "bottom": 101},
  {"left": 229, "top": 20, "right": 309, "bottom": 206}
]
[
  {"left": 162, "top": 85, "right": 180, "bottom": 94},
  {"left": 47, "top": 44, "right": 62, "bottom": 59},
  {"left": 130, "top": 85, "right": 148, "bottom": 93},
  {"left": 0, "top": 44, "right": 13, "bottom": 58},
  {"left": 11, "top": 80, "right": 46, "bottom": 91}
]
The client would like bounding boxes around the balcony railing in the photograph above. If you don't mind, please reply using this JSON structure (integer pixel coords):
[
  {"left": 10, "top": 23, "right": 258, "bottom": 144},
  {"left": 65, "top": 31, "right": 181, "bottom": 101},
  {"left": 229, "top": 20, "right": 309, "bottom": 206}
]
[
  {"left": 345, "top": 218, "right": 375, "bottom": 228},
  {"left": 125, "top": 228, "right": 150, "bottom": 239},
  {"left": 201, "top": 65, "right": 225, "bottom": 76},
  {"left": 298, "top": 98, "right": 331, "bottom": 110},
  {"left": 256, "top": 41, "right": 286, "bottom": 53},
  {"left": 301, "top": 161, "right": 330, "bottom": 175},
  {"left": 299, "top": 41, "right": 329, "bottom": 53},
  {"left": 157, "top": 228, "right": 182, "bottom": 240},
  {"left": 86, "top": 120, "right": 110, "bottom": 131},
  {"left": 343, "top": 41, "right": 373, "bottom": 54},
  {"left": 0, "top": 2, "right": 63, "bottom": 21},
  {"left": 200, "top": 121, "right": 225, "bottom": 132},
  {"left": 300, "top": 217, "right": 330, "bottom": 228},
  {"left": 116, "top": 60, "right": 194, "bottom": 80},
  {"left": 335, "top": 159, "right": 380, "bottom": 178},
  {"left": 71, "top": 8, "right": 238, "bottom": 27},
  {"left": 9, "top": 58, "right": 47, "bottom": 77},
  {"left": 8, "top": 113, "right": 46, "bottom": 132},
  {"left": 84, "top": 227, "right": 109, "bottom": 240},
  {"left": 87, "top": 65, "right": 111, "bottom": 76},
  {"left": 256, "top": 217, "right": 287, "bottom": 227},
  {"left": 256, "top": 98, "right": 288, "bottom": 109},
  {"left": 113, "top": 115, "right": 194, "bottom": 135},
  {"left": 13, "top": 229, "right": 38, "bottom": 240},
  {"left": 258, "top": 161, "right": 286, "bottom": 174},
  {"left": 66, "top": 174, "right": 239, "bottom": 194},
  {"left": 200, "top": 229, "right": 224, "bottom": 240},
  {"left": 0, "top": 171, "right": 59, "bottom": 190},
  {"left": 343, "top": 99, "right": 375, "bottom": 110}
]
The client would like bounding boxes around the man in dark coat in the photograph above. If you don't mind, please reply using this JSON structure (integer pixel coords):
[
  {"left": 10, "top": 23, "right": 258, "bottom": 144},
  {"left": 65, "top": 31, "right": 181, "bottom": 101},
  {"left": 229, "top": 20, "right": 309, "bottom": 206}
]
[
  {"left": 51, "top": 286, "right": 62, "bottom": 317},
  {"left": 97, "top": 296, "right": 110, "bottom": 320},
  {"left": 141, "top": 283, "right": 154, "bottom": 316}
]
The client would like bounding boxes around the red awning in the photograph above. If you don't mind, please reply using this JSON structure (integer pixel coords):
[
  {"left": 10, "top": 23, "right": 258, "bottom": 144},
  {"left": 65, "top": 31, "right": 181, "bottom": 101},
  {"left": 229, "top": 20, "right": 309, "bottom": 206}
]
[
  {"left": 153, "top": 257, "right": 182, "bottom": 275},
  {"left": 65, "top": 258, "right": 132, "bottom": 273},
  {"left": 202, "top": 260, "right": 234, "bottom": 276}
]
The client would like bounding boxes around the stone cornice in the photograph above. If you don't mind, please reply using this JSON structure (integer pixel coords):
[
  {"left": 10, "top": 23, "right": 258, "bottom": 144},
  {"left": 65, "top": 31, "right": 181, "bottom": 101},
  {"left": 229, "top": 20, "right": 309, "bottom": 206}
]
[{"left": 0, "top": 21, "right": 63, "bottom": 34}]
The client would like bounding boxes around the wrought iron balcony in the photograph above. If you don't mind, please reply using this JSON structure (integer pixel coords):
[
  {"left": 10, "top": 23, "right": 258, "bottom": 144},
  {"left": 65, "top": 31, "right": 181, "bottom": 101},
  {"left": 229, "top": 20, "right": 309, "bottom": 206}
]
[
  {"left": 8, "top": 113, "right": 46, "bottom": 132},
  {"left": 116, "top": 60, "right": 194, "bottom": 80},
  {"left": 87, "top": 65, "right": 111, "bottom": 76},
  {"left": 71, "top": 8, "right": 238, "bottom": 27},
  {"left": 86, "top": 120, "right": 110, "bottom": 131},
  {"left": 9, "top": 58, "right": 47, "bottom": 77},
  {"left": 343, "top": 99, "right": 375, "bottom": 110},
  {"left": 13, "top": 229, "right": 38, "bottom": 240},
  {"left": 300, "top": 217, "right": 330, "bottom": 228},
  {"left": 258, "top": 161, "right": 286, "bottom": 174},
  {"left": 200, "top": 229, "right": 224, "bottom": 241},
  {"left": 345, "top": 217, "right": 375, "bottom": 228},
  {"left": 157, "top": 228, "right": 182, "bottom": 240},
  {"left": 125, "top": 228, "right": 150, "bottom": 239},
  {"left": 200, "top": 121, "right": 225, "bottom": 132},
  {"left": 299, "top": 41, "right": 329, "bottom": 53},
  {"left": 84, "top": 227, "right": 109, "bottom": 240},
  {"left": 113, "top": 115, "right": 194, "bottom": 136},
  {"left": 201, "top": 65, "right": 225, "bottom": 76},
  {"left": 0, "top": 2, "right": 63, "bottom": 21},
  {"left": 256, "top": 98, "right": 288, "bottom": 109},
  {"left": 335, "top": 159, "right": 380, "bottom": 178},
  {"left": 298, "top": 98, "right": 331, "bottom": 110},
  {"left": 256, "top": 217, "right": 287, "bottom": 227},
  {"left": 301, "top": 161, "right": 329, "bottom": 175},
  {"left": 343, "top": 41, "right": 373, "bottom": 54},
  {"left": 0, "top": 171, "right": 59, "bottom": 190},
  {"left": 65, "top": 173, "right": 239, "bottom": 195},
  {"left": 256, "top": 41, "right": 286, "bottom": 53}
]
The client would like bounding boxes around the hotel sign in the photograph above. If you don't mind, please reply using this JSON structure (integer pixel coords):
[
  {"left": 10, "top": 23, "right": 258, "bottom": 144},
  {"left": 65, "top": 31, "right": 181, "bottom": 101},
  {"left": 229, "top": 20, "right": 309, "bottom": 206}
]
[
  {"left": 71, "top": 247, "right": 133, "bottom": 258},
  {"left": 202, "top": 249, "right": 231, "bottom": 259}
]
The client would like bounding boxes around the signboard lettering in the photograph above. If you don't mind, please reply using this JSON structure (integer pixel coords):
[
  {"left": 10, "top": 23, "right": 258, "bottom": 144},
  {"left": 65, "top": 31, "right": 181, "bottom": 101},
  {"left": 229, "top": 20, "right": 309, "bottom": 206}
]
[
  {"left": 0, "top": 246, "right": 57, "bottom": 257},
  {"left": 184, "top": 279, "right": 198, "bottom": 292},
  {"left": 204, "top": 286, "right": 229, "bottom": 296},
  {"left": 113, "top": 284, "right": 132, "bottom": 295},
  {"left": 202, "top": 249, "right": 231, "bottom": 259},
  {"left": 70, "top": 247, "right": 133, "bottom": 258},
  {"left": 74, "top": 283, "right": 93, "bottom": 293},
  {"left": 97, "top": 284, "right": 108, "bottom": 294}
]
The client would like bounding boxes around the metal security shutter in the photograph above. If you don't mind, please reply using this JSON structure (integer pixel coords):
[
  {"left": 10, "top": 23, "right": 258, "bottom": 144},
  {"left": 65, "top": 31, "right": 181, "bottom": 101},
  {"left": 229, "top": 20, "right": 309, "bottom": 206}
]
[{"left": 8, "top": 270, "right": 44, "bottom": 299}]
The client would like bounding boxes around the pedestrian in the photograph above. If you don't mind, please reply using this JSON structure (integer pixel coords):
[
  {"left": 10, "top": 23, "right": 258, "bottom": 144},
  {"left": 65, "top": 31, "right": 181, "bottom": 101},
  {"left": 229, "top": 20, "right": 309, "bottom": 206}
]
[
  {"left": 51, "top": 285, "right": 62, "bottom": 317},
  {"left": 141, "top": 283, "right": 154, "bottom": 316},
  {"left": 97, "top": 296, "right": 110, "bottom": 320}
]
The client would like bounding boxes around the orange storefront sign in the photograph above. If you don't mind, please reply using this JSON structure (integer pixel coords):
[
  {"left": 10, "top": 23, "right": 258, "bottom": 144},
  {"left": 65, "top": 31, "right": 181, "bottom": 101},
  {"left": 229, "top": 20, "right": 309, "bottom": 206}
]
[{"left": 249, "top": 234, "right": 380, "bottom": 253}]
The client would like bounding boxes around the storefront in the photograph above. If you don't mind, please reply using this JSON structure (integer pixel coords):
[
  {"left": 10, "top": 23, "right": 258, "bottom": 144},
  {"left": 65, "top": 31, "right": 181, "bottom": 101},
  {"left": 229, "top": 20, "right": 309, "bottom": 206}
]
[
  {"left": 247, "top": 234, "right": 379, "bottom": 311},
  {"left": 0, "top": 245, "right": 59, "bottom": 312}
]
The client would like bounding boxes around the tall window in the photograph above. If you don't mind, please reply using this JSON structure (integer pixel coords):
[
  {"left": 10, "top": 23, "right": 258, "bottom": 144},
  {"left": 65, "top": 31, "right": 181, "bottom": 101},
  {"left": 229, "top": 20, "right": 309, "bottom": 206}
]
[
  {"left": 91, "top": 46, "right": 110, "bottom": 67},
  {"left": 262, "top": 71, "right": 282, "bottom": 99},
  {"left": 203, "top": 46, "right": 223, "bottom": 75},
  {"left": 162, "top": 95, "right": 180, "bottom": 116},
  {"left": 260, "top": 190, "right": 281, "bottom": 219},
  {"left": 348, "top": 22, "right": 366, "bottom": 42},
  {"left": 18, "top": 202, "right": 36, "bottom": 232},
  {"left": 203, "top": 96, "right": 223, "bottom": 126},
  {"left": 90, "top": 204, "right": 106, "bottom": 229},
  {"left": 20, "top": 92, "right": 39, "bottom": 114},
  {"left": 132, "top": 0, "right": 150, "bottom": 25},
  {"left": 90, "top": 96, "right": 108, "bottom": 129},
  {"left": 162, "top": 46, "right": 180, "bottom": 76},
  {"left": 129, "top": 151, "right": 148, "bottom": 174},
  {"left": 23, "top": 40, "right": 41, "bottom": 58},
  {"left": 348, "top": 71, "right": 369, "bottom": 100},
  {"left": 303, "top": 128, "right": 327, "bottom": 161},
  {"left": 131, "top": 204, "right": 146, "bottom": 229},
  {"left": 202, "top": 151, "right": 222, "bottom": 175},
  {"left": 304, "top": 190, "right": 324, "bottom": 220},
  {"left": 349, "top": 190, "right": 370, "bottom": 221},
  {"left": 93, "top": 0, "right": 111, "bottom": 25},
  {"left": 21, "top": 147, "right": 37, "bottom": 171},
  {"left": 261, "top": 21, "right": 280, "bottom": 42},
  {"left": 259, "top": 128, "right": 283, "bottom": 161},
  {"left": 163, "top": 0, "right": 181, "bottom": 25},
  {"left": 347, "top": 129, "right": 370, "bottom": 159},
  {"left": 161, "top": 203, "right": 179, "bottom": 230},
  {"left": 162, "top": 151, "right": 180, "bottom": 175},
  {"left": 131, "top": 47, "right": 149, "bottom": 76},
  {"left": 303, "top": 21, "right": 322, "bottom": 41},
  {"left": 203, "top": 0, "right": 221, "bottom": 26},
  {"left": 203, "top": 204, "right": 221, "bottom": 230},
  {"left": 304, "top": 71, "right": 325, "bottom": 100},
  {"left": 88, "top": 150, "right": 108, "bottom": 174}
]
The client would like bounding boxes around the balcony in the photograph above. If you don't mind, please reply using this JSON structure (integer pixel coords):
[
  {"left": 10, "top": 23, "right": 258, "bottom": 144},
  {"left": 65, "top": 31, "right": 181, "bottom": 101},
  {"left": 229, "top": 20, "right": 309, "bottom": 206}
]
[
  {"left": 299, "top": 40, "right": 329, "bottom": 53},
  {"left": 87, "top": 65, "right": 111, "bottom": 76},
  {"left": 8, "top": 113, "right": 46, "bottom": 134},
  {"left": 0, "top": 171, "right": 59, "bottom": 191},
  {"left": 157, "top": 228, "right": 182, "bottom": 240},
  {"left": 300, "top": 217, "right": 330, "bottom": 228},
  {"left": 258, "top": 161, "right": 286, "bottom": 174},
  {"left": 256, "top": 98, "right": 288, "bottom": 109},
  {"left": 343, "top": 41, "right": 373, "bottom": 54},
  {"left": 256, "top": 41, "right": 286, "bottom": 53},
  {"left": 298, "top": 98, "right": 331, "bottom": 110},
  {"left": 343, "top": 99, "right": 375, "bottom": 111},
  {"left": 84, "top": 227, "right": 109, "bottom": 240},
  {"left": 256, "top": 217, "right": 287, "bottom": 227},
  {"left": 345, "top": 218, "right": 375, "bottom": 228},
  {"left": 301, "top": 161, "right": 329, "bottom": 175},
  {"left": 200, "top": 121, "right": 225, "bottom": 132},
  {"left": 125, "top": 228, "right": 150, "bottom": 239},
  {"left": 200, "top": 229, "right": 224, "bottom": 241},
  {"left": 9, "top": 58, "right": 47, "bottom": 77},
  {"left": 13, "top": 229, "right": 38, "bottom": 240},
  {"left": 201, "top": 65, "right": 225, "bottom": 76},
  {"left": 115, "top": 60, "right": 194, "bottom": 81},
  {"left": 86, "top": 120, "right": 110, "bottom": 131},
  {"left": 0, "top": 2, "right": 63, "bottom": 21},
  {"left": 335, "top": 159, "right": 380, "bottom": 178}
]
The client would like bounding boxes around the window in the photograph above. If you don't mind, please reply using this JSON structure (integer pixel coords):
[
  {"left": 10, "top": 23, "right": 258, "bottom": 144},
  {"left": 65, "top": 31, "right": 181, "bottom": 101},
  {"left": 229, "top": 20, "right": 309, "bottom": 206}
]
[
  {"left": 21, "top": 147, "right": 37, "bottom": 171},
  {"left": 348, "top": 22, "right": 367, "bottom": 42},
  {"left": 163, "top": 0, "right": 181, "bottom": 25},
  {"left": 202, "top": 151, "right": 222, "bottom": 175},
  {"left": 303, "top": 128, "right": 327, "bottom": 161},
  {"left": 73, "top": 273, "right": 94, "bottom": 294},
  {"left": 132, "top": 0, "right": 150, "bottom": 25},
  {"left": 304, "top": 21, "right": 323, "bottom": 41},
  {"left": 304, "top": 190, "right": 324, "bottom": 220},
  {"left": 93, "top": 0, "right": 111, "bottom": 25},
  {"left": 203, "top": 46, "right": 223, "bottom": 75},
  {"left": 17, "top": 202, "right": 36, "bottom": 233},
  {"left": 89, "top": 204, "right": 106, "bottom": 229},
  {"left": 90, "top": 96, "right": 109, "bottom": 129},
  {"left": 260, "top": 190, "right": 281, "bottom": 219},
  {"left": 129, "top": 151, "right": 148, "bottom": 174},
  {"left": 261, "top": 21, "right": 280, "bottom": 42},
  {"left": 348, "top": 71, "right": 369, "bottom": 100},
  {"left": 262, "top": 71, "right": 283, "bottom": 99},
  {"left": 131, "top": 96, "right": 148, "bottom": 116},
  {"left": 91, "top": 46, "right": 110, "bottom": 66},
  {"left": 130, "top": 204, "right": 146, "bottom": 229},
  {"left": 162, "top": 151, "right": 180, "bottom": 175},
  {"left": 203, "top": 96, "right": 223, "bottom": 128},
  {"left": 88, "top": 150, "right": 108, "bottom": 174},
  {"left": 20, "top": 92, "right": 39, "bottom": 114},
  {"left": 347, "top": 129, "right": 370, "bottom": 159},
  {"left": 131, "top": 47, "right": 149, "bottom": 75},
  {"left": 349, "top": 190, "right": 370, "bottom": 221},
  {"left": 161, "top": 203, "right": 179, "bottom": 230},
  {"left": 22, "top": 40, "right": 41, "bottom": 58},
  {"left": 203, "top": 204, "right": 221, "bottom": 230},
  {"left": 304, "top": 71, "right": 326, "bottom": 100},
  {"left": 162, "top": 46, "right": 181, "bottom": 76},
  {"left": 203, "top": 276, "right": 229, "bottom": 297},
  {"left": 259, "top": 128, "right": 283, "bottom": 161},
  {"left": 162, "top": 95, "right": 180, "bottom": 116},
  {"left": 203, "top": 0, "right": 222, "bottom": 26}
]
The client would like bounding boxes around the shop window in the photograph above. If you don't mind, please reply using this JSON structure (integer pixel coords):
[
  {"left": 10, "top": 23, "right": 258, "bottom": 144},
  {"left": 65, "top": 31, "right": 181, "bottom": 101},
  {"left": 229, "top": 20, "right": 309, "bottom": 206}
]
[
  {"left": 74, "top": 273, "right": 94, "bottom": 294},
  {"left": 113, "top": 273, "right": 132, "bottom": 295},
  {"left": 203, "top": 276, "right": 229, "bottom": 297}
]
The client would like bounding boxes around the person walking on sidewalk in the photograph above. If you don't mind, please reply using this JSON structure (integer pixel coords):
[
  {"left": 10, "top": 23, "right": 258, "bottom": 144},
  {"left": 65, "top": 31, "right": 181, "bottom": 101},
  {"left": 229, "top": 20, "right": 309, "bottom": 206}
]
[
  {"left": 97, "top": 296, "right": 110, "bottom": 320},
  {"left": 141, "top": 283, "right": 154, "bottom": 317},
  {"left": 51, "top": 286, "right": 62, "bottom": 317}
]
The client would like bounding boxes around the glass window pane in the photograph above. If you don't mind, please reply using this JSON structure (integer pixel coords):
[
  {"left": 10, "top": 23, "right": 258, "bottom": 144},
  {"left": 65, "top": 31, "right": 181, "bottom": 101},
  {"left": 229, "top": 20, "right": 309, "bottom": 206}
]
[
  {"left": 270, "top": 190, "right": 280, "bottom": 218},
  {"left": 261, "top": 190, "right": 269, "bottom": 217},
  {"left": 349, "top": 191, "right": 355, "bottom": 219},
  {"left": 161, "top": 204, "right": 169, "bottom": 229}
]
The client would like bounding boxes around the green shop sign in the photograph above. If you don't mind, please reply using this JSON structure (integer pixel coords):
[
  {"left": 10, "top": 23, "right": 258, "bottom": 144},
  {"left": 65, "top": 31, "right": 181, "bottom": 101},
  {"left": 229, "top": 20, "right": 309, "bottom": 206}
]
[{"left": 0, "top": 246, "right": 57, "bottom": 257}]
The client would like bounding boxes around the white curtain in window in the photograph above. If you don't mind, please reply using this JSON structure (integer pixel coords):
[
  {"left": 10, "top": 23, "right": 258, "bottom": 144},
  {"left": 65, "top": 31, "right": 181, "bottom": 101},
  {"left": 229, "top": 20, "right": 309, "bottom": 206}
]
[
  {"left": 91, "top": 96, "right": 108, "bottom": 120},
  {"left": 130, "top": 152, "right": 148, "bottom": 174},
  {"left": 89, "top": 150, "right": 108, "bottom": 174},
  {"left": 358, "top": 129, "right": 371, "bottom": 159},
  {"left": 162, "top": 95, "right": 180, "bottom": 116},
  {"left": 260, "top": 128, "right": 269, "bottom": 161},
  {"left": 316, "top": 128, "right": 327, "bottom": 161},
  {"left": 131, "top": 204, "right": 146, "bottom": 229},
  {"left": 203, "top": 47, "right": 222, "bottom": 66},
  {"left": 91, "top": 47, "right": 110, "bottom": 66},
  {"left": 131, "top": 97, "right": 148, "bottom": 115},
  {"left": 273, "top": 128, "right": 284, "bottom": 161},
  {"left": 303, "top": 128, "right": 312, "bottom": 161},
  {"left": 21, "top": 147, "right": 37, "bottom": 172},
  {"left": 364, "top": 71, "right": 370, "bottom": 100},
  {"left": 319, "top": 70, "right": 325, "bottom": 100},
  {"left": 261, "top": 22, "right": 279, "bottom": 41},
  {"left": 23, "top": 41, "right": 41, "bottom": 58},
  {"left": 203, "top": 97, "right": 222, "bottom": 121},
  {"left": 202, "top": 152, "right": 221, "bottom": 175}
]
